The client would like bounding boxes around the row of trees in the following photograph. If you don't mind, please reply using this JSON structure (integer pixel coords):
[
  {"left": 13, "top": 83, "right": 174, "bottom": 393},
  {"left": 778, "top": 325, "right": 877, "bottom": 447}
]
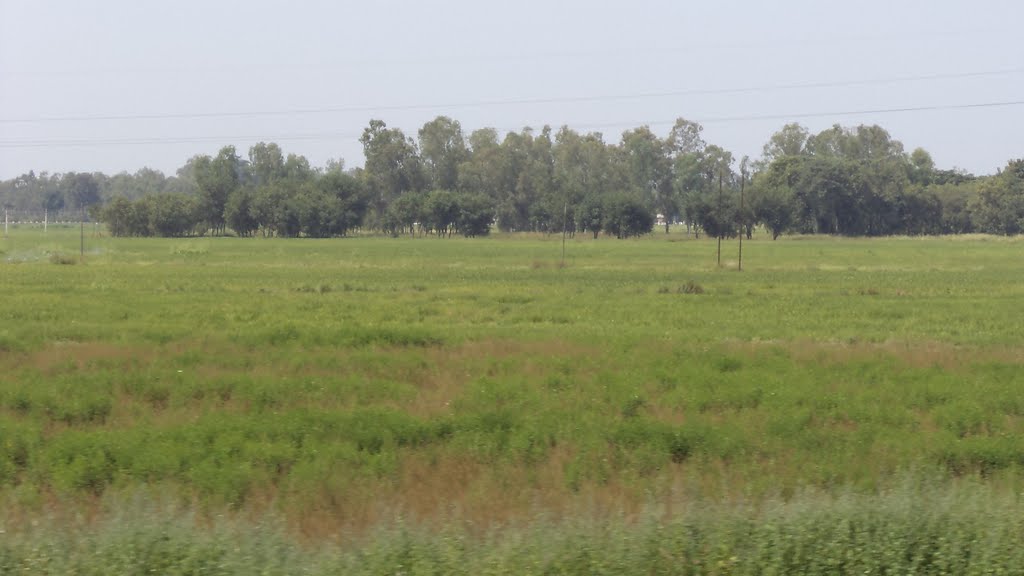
[
  {"left": 96, "top": 125, "right": 662, "bottom": 239},
  {"left": 748, "top": 124, "right": 1024, "bottom": 237},
  {"left": 0, "top": 168, "right": 192, "bottom": 220},
  {"left": 2, "top": 117, "right": 1022, "bottom": 238}
]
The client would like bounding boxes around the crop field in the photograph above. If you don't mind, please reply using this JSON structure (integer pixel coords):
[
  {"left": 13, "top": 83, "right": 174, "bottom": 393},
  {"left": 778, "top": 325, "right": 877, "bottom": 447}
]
[{"left": 2, "top": 226, "right": 1024, "bottom": 574}]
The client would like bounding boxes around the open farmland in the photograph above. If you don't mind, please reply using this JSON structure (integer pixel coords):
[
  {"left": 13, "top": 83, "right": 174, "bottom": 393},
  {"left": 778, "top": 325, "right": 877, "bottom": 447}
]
[{"left": 2, "top": 227, "right": 1024, "bottom": 573}]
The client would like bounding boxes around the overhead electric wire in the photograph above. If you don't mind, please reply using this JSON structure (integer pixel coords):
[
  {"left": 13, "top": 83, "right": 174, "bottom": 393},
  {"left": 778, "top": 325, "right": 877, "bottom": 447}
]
[
  {"left": 0, "top": 130, "right": 356, "bottom": 148},
  {"left": 588, "top": 99, "right": 1024, "bottom": 129},
  {"left": 1, "top": 98, "right": 1021, "bottom": 149},
  {"left": 1, "top": 67, "right": 1022, "bottom": 125}
]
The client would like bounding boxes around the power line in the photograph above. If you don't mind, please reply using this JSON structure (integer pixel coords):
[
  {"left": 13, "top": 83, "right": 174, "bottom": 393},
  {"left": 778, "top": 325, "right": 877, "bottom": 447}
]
[
  {"left": 1, "top": 67, "right": 1022, "bottom": 125},
  {"left": 1, "top": 98, "right": 1022, "bottom": 150},
  {"left": 0, "top": 130, "right": 358, "bottom": 148},
  {"left": 582, "top": 99, "right": 1024, "bottom": 130}
]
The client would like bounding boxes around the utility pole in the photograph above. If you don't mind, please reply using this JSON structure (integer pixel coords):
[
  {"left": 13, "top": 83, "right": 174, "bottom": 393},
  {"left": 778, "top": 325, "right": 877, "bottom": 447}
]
[
  {"left": 80, "top": 207, "right": 85, "bottom": 262},
  {"left": 738, "top": 168, "right": 745, "bottom": 272},
  {"left": 3, "top": 206, "right": 8, "bottom": 239},
  {"left": 44, "top": 207, "right": 48, "bottom": 234},
  {"left": 717, "top": 169, "right": 723, "bottom": 267},
  {"left": 560, "top": 200, "right": 568, "bottom": 268}
]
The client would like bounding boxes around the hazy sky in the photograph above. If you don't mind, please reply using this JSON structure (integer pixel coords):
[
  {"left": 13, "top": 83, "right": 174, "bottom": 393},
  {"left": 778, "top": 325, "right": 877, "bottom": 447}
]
[{"left": 1, "top": 0, "right": 1021, "bottom": 179}]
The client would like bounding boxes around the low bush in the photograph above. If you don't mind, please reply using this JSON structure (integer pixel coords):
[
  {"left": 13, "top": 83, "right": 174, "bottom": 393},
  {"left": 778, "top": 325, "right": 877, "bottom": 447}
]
[
  {"left": 48, "top": 252, "right": 77, "bottom": 265},
  {"left": 677, "top": 280, "right": 704, "bottom": 294}
]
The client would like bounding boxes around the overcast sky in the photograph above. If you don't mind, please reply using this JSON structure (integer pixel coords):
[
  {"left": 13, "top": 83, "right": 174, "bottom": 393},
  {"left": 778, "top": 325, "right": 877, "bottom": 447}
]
[{"left": 1, "top": 0, "right": 1021, "bottom": 179}]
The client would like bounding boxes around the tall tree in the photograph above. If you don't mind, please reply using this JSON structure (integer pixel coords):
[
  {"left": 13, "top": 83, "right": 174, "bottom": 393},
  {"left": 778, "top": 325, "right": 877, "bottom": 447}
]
[
  {"left": 681, "top": 145, "right": 734, "bottom": 237},
  {"left": 554, "top": 127, "right": 614, "bottom": 235},
  {"left": 792, "top": 157, "right": 863, "bottom": 234},
  {"left": 283, "top": 154, "right": 314, "bottom": 182},
  {"left": 317, "top": 171, "right": 368, "bottom": 237},
  {"left": 909, "top": 147, "right": 936, "bottom": 185},
  {"left": 459, "top": 128, "right": 503, "bottom": 200},
  {"left": 194, "top": 146, "right": 242, "bottom": 234},
  {"left": 360, "top": 120, "right": 423, "bottom": 226},
  {"left": 667, "top": 118, "right": 707, "bottom": 234},
  {"left": 522, "top": 126, "right": 557, "bottom": 231},
  {"left": 807, "top": 124, "right": 904, "bottom": 162},
  {"left": 620, "top": 126, "right": 673, "bottom": 232},
  {"left": 418, "top": 116, "right": 468, "bottom": 191},
  {"left": 224, "top": 186, "right": 259, "bottom": 237},
  {"left": 248, "top": 142, "right": 286, "bottom": 185},
  {"left": 761, "top": 123, "right": 809, "bottom": 163},
  {"left": 494, "top": 128, "right": 541, "bottom": 231},
  {"left": 666, "top": 117, "right": 706, "bottom": 158},
  {"left": 971, "top": 159, "right": 1024, "bottom": 235},
  {"left": 62, "top": 172, "right": 101, "bottom": 214}
]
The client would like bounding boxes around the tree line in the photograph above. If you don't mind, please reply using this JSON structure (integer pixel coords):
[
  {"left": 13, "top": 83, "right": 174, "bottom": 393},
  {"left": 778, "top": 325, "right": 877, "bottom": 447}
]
[{"left": 1, "top": 117, "right": 1021, "bottom": 238}]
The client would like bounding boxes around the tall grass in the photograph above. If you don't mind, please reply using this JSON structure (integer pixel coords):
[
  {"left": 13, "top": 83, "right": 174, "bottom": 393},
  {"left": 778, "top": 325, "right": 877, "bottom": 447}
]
[
  {"left": 3, "top": 228, "right": 1024, "bottom": 569},
  {"left": 2, "top": 479, "right": 1023, "bottom": 574}
]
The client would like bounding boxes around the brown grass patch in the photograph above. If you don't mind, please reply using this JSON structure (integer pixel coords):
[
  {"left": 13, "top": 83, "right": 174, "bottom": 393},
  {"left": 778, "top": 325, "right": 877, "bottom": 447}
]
[
  {"left": 721, "top": 339, "right": 1024, "bottom": 371},
  {"left": 9, "top": 341, "right": 158, "bottom": 375},
  {"left": 289, "top": 445, "right": 656, "bottom": 539},
  {"left": 407, "top": 338, "right": 594, "bottom": 416}
]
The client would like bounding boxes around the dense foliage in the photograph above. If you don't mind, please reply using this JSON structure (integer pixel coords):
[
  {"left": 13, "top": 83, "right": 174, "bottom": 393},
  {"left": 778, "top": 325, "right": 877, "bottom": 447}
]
[{"left": 1, "top": 118, "right": 1022, "bottom": 238}]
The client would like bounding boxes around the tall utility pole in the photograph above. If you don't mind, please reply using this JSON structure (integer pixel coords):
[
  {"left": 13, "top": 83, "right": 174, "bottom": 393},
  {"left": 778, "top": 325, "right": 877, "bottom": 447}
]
[
  {"left": 3, "top": 206, "right": 8, "bottom": 239},
  {"left": 738, "top": 168, "right": 745, "bottom": 272},
  {"left": 80, "top": 207, "right": 85, "bottom": 262},
  {"left": 561, "top": 200, "right": 568, "bottom": 268},
  {"left": 717, "top": 169, "right": 723, "bottom": 267}
]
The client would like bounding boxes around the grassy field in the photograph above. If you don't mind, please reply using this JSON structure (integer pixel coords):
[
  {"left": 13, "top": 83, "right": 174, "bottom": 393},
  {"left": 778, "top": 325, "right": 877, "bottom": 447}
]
[{"left": 2, "top": 225, "right": 1024, "bottom": 573}]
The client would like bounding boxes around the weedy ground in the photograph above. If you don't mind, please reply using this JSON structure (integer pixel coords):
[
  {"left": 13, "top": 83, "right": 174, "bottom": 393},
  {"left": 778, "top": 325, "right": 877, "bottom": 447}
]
[{"left": 2, "top": 226, "right": 1024, "bottom": 573}]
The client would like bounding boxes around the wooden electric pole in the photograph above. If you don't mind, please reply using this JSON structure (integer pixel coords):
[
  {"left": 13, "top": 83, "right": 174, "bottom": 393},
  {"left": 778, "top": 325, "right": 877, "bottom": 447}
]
[
  {"left": 738, "top": 169, "right": 745, "bottom": 272},
  {"left": 717, "top": 169, "right": 723, "bottom": 267},
  {"left": 561, "top": 200, "right": 568, "bottom": 268}
]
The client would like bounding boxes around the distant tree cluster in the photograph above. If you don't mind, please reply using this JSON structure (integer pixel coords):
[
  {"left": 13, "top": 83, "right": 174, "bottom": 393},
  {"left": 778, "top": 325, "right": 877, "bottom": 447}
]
[
  {"left": 101, "top": 145, "right": 370, "bottom": 238},
  {"left": 1, "top": 116, "right": 1021, "bottom": 239},
  {"left": 0, "top": 167, "right": 194, "bottom": 221},
  {"left": 748, "top": 123, "right": 1021, "bottom": 238}
]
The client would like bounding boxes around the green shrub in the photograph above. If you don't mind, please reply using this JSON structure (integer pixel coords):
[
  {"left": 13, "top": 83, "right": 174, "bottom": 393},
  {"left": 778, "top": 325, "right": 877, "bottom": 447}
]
[
  {"left": 677, "top": 280, "right": 704, "bottom": 294},
  {"left": 48, "top": 252, "right": 77, "bottom": 265}
]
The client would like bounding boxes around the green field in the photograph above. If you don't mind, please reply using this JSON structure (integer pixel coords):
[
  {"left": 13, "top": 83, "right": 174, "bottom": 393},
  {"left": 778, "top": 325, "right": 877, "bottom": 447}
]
[{"left": 2, "top": 226, "right": 1024, "bottom": 574}]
